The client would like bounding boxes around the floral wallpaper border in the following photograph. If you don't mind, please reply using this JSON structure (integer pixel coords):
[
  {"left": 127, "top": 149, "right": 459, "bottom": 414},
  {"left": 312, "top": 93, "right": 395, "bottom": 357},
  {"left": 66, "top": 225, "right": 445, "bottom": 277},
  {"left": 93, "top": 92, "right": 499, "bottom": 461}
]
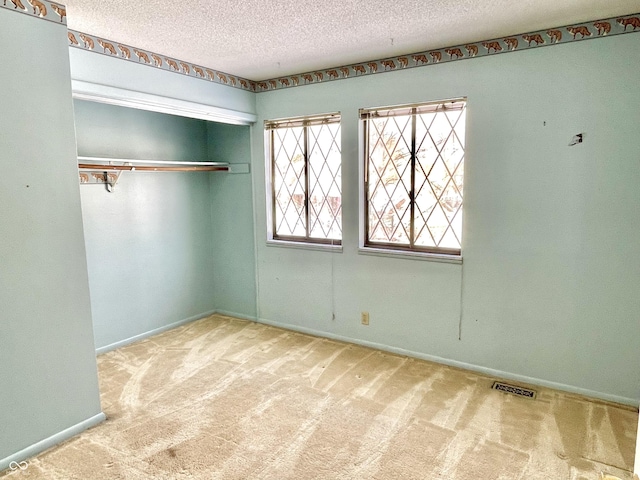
[{"left": 0, "top": 0, "right": 67, "bottom": 25}]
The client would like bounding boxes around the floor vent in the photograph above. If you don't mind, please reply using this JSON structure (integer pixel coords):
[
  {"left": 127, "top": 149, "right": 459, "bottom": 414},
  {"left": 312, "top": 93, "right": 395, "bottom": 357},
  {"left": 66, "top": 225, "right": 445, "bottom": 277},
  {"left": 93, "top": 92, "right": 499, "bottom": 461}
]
[{"left": 492, "top": 381, "right": 537, "bottom": 399}]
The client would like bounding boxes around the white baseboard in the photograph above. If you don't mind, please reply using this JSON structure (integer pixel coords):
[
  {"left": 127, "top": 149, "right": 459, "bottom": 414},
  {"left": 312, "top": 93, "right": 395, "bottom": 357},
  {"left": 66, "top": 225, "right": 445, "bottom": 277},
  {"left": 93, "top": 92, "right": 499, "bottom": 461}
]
[
  {"left": 255, "top": 316, "right": 638, "bottom": 407},
  {"left": 95, "top": 309, "right": 217, "bottom": 355},
  {"left": 92, "top": 309, "right": 637, "bottom": 405},
  {"left": 213, "top": 309, "right": 258, "bottom": 322},
  {"left": 0, "top": 412, "right": 106, "bottom": 473}
]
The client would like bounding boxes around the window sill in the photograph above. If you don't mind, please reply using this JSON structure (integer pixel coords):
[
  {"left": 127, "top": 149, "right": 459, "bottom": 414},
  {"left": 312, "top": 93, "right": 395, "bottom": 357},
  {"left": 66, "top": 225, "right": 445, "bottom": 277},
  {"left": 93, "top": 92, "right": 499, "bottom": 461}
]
[
  {"left": 358, "top": 246, "right": 462, "bottom": 264},
  {"left": 267, "top": 239, "right": 342, "bottom": 253}
]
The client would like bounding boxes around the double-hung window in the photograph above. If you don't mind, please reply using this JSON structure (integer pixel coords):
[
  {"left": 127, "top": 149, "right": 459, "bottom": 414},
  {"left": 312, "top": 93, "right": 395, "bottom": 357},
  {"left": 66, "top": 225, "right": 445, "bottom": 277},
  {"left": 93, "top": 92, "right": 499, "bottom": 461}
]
[
  {"left": 266, "top": 113, "right": 342, "bottom": 246},
  {"left": 361, "top": 99, "right": 466, "bottom": 257}
]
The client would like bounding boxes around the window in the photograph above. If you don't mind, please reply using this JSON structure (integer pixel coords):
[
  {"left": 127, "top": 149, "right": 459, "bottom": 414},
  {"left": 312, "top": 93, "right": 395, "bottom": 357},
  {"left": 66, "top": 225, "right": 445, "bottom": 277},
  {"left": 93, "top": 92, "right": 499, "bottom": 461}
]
[
  {"left": 361, "top": 99, "right": 466, "bottom": 256},
  {"left": 266, "top": 113, "right": 341, "bottom": 245}
]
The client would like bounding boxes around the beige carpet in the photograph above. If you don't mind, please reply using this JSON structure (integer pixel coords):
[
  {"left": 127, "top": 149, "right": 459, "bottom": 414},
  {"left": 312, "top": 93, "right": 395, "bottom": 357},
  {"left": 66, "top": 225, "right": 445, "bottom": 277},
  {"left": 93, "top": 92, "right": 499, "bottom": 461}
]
[{"left": 2, "top": 314, "right": 637, "bottom": 479}]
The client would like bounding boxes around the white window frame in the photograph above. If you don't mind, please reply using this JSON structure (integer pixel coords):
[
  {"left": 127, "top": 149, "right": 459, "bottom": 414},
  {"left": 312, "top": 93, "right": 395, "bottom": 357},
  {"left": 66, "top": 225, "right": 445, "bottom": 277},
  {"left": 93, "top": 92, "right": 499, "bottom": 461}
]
[
  {"left": 358, "top": 98, "right": 466, "bottom": 263},
  {"left": 264, "top": 112, "right": 342, "bottom": 251}
]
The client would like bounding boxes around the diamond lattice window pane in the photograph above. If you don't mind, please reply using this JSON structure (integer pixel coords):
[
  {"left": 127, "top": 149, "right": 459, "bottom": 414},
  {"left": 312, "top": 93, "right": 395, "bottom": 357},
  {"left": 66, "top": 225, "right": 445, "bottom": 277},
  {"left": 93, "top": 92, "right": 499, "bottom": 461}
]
[
  {"left": 426, "top": 159, "right": 449, "bottom": 199},
  {"left": 269, "top": 115, "right": 342, "bottom": 242},
  {"left": 416, "top": 116, "right": 438, "bottom": 177},
  {"left": 273, "top": 126, "right": 306, "bottom": 236},
  {"left": 440, "top": 130, "right": 464, "bottom": 176},
  {"left": 450, "top": 209, "right": 463, "bottom": 246},
  {"left": 367, "top": 116, "right": 412, "bottom": 244},
  {"left": 420, "top": 109, "right": 465, "bottom": 249},
  {"left": 365, "top": 101, "right": 466, "bottom": 252},
  {"left": 414, "top": 185, "right": 438, "bottom": 247},
  {"left": 425, "top": 203, "right": 449, "bottom": 245},
  {"left": 440, "top": 181, "right": 462, "bottom": 220},
  {"left": 308, "top": 123, "right": 342, "bottom": 240},
  {"left": 439, "top": 226, "right": 460, "bottom": 249}
]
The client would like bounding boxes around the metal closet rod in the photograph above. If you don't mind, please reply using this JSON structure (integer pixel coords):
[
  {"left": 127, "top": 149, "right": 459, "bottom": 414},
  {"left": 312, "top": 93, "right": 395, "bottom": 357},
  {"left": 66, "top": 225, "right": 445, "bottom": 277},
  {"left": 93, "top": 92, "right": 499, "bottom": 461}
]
[{"left": 77, "top": 156, "right": 229, "bottom": 172}]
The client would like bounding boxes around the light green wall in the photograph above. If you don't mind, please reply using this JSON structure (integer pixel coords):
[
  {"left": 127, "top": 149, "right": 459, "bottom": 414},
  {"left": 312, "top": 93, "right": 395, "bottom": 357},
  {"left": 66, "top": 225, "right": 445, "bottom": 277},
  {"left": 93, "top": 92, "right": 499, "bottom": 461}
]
[
  {"left": 74, "top": 99, "right": 209, "bottom": 161},
  {"left": 75, "top": 100, "right": 218, "bottom": 350},
  {"left": 0, "top": 10, "right": 102, "bottom": 467},
  {"left": 208, "top": 123, "right": 257, "bottom": 318},
  {"left": 69, "top": 48, "right": 256, "bottom": 117},
  {"left": 251, "top": 33, "right": 640, "bottom": 403}
]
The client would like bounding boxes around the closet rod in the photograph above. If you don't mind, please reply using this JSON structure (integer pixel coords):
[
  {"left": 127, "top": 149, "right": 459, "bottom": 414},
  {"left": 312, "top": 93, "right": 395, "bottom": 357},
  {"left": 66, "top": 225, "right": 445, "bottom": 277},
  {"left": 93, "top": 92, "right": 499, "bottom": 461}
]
[
  {"left": 78, "top": 156, "right": 227, "bottom": 167},
  {"left": 78, "top": 164, "right": 228, "bottom": 172}
]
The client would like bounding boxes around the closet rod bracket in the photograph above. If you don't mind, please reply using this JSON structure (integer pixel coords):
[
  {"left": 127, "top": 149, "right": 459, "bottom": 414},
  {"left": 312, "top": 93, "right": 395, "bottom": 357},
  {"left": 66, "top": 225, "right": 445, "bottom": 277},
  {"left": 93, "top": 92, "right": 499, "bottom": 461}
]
[{"left": 79, "top": 169, "right": 122, "bottom": 192}]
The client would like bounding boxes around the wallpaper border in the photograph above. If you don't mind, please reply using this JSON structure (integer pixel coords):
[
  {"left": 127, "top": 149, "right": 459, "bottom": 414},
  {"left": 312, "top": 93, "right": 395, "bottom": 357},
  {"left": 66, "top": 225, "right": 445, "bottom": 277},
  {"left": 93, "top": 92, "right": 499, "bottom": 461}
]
[
  {"left": 67, "top": 29, "right": 257, "bottom": 92},
  {"left": 67, "top": 13, "right": 640, "bottom": 93},
  {"left": 0, "top": 0, "right": 67, "bottom": 25},
  {"left": 263, "top": 13, "right": 640, "bottom": 92},
  {"left": 5, "top": 2, "right": 638, "bottom": 93}
]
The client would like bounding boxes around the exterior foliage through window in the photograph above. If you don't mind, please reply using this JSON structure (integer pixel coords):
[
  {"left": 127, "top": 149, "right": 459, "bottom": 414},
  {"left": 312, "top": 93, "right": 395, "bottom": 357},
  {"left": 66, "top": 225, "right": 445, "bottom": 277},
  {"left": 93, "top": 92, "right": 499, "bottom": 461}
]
[
  {"left": 266, "top": 113, "right": 341, "bottom": 244},
  {"left": 361, "top": 99, "right": 466, "bottom": 255}
]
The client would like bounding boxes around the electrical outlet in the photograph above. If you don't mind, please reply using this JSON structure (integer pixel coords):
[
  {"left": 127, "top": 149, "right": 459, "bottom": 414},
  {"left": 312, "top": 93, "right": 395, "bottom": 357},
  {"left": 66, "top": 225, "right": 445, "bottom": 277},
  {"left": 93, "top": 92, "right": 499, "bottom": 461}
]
[{"left": 361, "top": 312, "right": 369, "bottom": 325}]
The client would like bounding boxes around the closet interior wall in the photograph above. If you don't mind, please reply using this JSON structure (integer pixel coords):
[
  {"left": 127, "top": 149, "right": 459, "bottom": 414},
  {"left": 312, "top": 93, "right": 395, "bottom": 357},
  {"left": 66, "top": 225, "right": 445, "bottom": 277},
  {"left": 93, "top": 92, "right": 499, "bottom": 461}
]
[{"left": 75, "top": 100, "right": 218, "bottom": 351}]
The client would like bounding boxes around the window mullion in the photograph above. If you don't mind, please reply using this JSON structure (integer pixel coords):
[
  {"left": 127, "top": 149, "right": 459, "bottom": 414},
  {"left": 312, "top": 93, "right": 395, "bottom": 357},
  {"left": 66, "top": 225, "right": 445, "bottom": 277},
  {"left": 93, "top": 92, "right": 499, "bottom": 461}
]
[
  {"left": 409, "top": 109, "right": 417, "bottom": 248},
  {"left": 271, "top": 130, "right": 277, "bottom": 237},
  {"left": 304, "top": 126, "right": 310, "bottom": 239},
  {"left": 364, "top": 120, "right": 370, "bottom": 244}
]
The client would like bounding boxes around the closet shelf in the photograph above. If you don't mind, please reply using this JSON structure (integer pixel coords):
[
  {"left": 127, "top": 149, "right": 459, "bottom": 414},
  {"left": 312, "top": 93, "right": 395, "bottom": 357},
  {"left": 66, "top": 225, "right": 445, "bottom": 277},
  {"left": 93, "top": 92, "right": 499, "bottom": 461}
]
[
  {"left": 78, "top": 156, "right": 229, "bottom": 192},
  {"left": 78, "top": 156, "right": 229, "bottom": 171}
]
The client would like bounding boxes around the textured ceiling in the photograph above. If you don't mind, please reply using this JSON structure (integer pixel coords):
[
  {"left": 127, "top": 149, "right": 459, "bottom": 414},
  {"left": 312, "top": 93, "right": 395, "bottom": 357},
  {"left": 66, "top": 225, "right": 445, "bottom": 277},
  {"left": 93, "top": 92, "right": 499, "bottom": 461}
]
[{"left": 63, "top": 0, "right": 639, "bottom": 80}]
